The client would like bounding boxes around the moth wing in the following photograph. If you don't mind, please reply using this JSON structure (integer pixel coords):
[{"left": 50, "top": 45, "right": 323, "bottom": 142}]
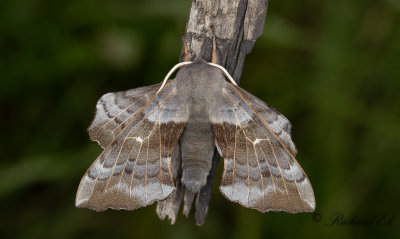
[
  {"left": 88, "top": 83, "right": 161, "bottom": 148},
  {"left": 210, "top": 82, "right": 315, "bottom": 213},
  {"left": 76, "top": 81, "right": 188, "bottom": 211}
]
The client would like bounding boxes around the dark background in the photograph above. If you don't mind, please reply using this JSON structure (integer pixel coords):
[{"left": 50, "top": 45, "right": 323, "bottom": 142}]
[{"left": 1, "top": 0, "right": 399, "bottom": 238}]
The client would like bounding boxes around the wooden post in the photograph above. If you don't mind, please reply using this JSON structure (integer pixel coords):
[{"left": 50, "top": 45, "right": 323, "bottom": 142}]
[{"left": 157, "top": 0, "right": 269, "bottom": 225}]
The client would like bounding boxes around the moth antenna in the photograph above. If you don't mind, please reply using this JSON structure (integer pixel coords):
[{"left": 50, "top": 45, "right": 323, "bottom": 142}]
[
  {"left": 156, "top": 61, "right": 193, "bottom": 94},
  {"left": 212, "top": 36, "right": 217, "bottom": 64},
  {"left": 207, "top": 63, "right": 238, "bottom": 86}
]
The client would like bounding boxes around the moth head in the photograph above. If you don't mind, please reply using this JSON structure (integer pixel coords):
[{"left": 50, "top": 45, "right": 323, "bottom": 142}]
[{"left": 156, "top": 61, "right": 237, "bottom": 94}]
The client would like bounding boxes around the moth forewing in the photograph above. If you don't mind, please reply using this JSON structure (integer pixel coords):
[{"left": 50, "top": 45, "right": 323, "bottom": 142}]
[
  {"left": 210, "top": 80, "right": 315, "bottom": 213},
  {"left": 76, "top": 80, "right": 189, "bottom": 211}
]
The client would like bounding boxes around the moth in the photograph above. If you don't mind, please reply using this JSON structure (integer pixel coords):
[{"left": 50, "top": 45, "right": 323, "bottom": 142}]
[{"left": 76, "top": 48, "right": 315, "bottom": 217}]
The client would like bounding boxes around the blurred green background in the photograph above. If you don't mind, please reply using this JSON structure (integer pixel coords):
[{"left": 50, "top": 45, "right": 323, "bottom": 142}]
[{"left": 1, "top": 0, "right": 399, "bottom": 238}]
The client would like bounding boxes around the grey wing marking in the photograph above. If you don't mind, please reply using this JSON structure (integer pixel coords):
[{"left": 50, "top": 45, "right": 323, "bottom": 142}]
[
  {"left": 76, "top": 81, "right": 188, "bottom": 211},
  {"left": 88, "top": 83, "right": 161, "bottom": 148},
  {"left": 210, "top": 83, "right": 315, "bottom": 213}
]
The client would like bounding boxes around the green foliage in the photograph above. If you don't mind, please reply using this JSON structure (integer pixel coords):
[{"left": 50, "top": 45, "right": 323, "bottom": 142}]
[{"left": 1, "top": 0, "right": 399, "bottom": 238}]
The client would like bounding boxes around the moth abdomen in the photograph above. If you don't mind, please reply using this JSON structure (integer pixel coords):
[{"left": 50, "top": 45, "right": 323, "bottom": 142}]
[{"left": 180, "top": 118, "right": 215, "bottom": 193}]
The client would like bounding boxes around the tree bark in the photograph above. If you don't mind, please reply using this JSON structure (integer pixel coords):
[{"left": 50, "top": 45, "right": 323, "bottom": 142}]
[{"left": 157, "top": 0, "right": 269, "bottom": 226}]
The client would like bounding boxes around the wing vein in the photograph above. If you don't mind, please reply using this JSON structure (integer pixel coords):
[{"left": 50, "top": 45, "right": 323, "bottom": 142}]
[
  {"left": 158, "top": 112, "right": 164, "bottom": 196},
  {"left": 88, "top": 143, "right": 117, "bottom": 200},
  {"left": 259, "top": 146, "right": 278, "bottom": 200},
  {"left": 116, "top": 139, "right": 139, "bottom": 195},
  {"left": 267, "top": 138, "right": 290, "bottom": 197},
  {"left": 278, "top": 146, "right": 304, "bottom": 205},
  {"left": 129, "top": 143, "right": 143, "bottom": 198},
  {"left": 253, "top": 143, "right": 265, "bottom": 205},
  {"left": 104, "top": 137, "right": 128, "bottom": 192},
  {"left": 232, "top": 111, "right": 252, "bottom": 206}
]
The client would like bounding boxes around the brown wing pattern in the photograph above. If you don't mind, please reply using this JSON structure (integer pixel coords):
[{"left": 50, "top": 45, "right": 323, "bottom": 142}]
[
  {"left": 76, "top": 81, "right": 188, "bottom": 211},
  {"left": 210, "top": 83, "right": 315, "bottom": 213},
  {"left": 88, "top": 83, "right": 161, "bottom": 148}
]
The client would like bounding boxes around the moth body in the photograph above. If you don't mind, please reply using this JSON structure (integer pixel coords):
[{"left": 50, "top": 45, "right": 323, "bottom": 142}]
[{"left": 175, "top": 61, "right": 225, "bottom": 193}]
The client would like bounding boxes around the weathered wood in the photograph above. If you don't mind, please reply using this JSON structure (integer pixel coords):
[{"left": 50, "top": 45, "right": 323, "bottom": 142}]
[
  {"left": 180, "top": 0, "right": 268, "bottom": 82},
  {"left": 157, "top": 0, "right": 269, "bottom": 225}
]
